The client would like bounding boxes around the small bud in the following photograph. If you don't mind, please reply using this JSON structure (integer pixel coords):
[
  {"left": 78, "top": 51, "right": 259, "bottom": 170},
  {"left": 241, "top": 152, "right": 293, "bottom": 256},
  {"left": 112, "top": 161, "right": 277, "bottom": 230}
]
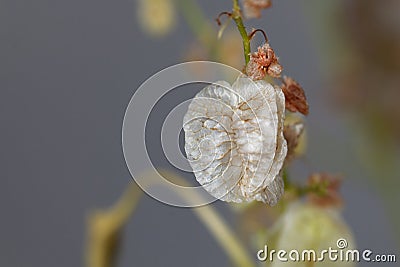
[
  {"left": 246, "top": 43, "right": 282, "bottom": 80},
  {"left": 281, "top": 76, "right": 309, "bottom": 115},
  {"left": 242, "top": 0, "right": 272, "bottom": 19}
]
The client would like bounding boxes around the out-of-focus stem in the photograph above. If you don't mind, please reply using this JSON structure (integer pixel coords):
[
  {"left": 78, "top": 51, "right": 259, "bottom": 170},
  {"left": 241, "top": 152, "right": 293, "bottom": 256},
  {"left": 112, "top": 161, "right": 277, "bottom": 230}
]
[
  {"left": 175, "top": 0, "right": 218, "bottom": 59},
  {"left": 195, "top": 204, "right": 255, "bottom": 267},
  {"left": 153, "top": 170, "right": 256, "bottom": 267},
  {"left": 85, "top": 183, "right": 142, "bottom": 267},
  {"left": 175, "top": 0, "right": 213, "bottom": 46},
  {"left": 86, "top": 170, "right": 256, "bottom": 267}
]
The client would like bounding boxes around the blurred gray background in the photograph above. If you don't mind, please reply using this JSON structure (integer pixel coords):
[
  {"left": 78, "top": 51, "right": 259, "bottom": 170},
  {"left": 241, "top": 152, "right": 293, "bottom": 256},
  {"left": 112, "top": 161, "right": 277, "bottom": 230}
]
[{"left": 0, "top": 0, "right": 398, "bottom": 266}]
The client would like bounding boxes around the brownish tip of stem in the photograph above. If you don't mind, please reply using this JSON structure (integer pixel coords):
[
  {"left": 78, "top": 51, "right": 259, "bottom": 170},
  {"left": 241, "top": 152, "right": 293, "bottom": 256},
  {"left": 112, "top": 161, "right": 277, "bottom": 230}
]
[
  {"left": 248, "top": 29, "right": 269, "bottom": 43},
  {"left": 216, "top": 12, "right": 232, "bottom": 26}
]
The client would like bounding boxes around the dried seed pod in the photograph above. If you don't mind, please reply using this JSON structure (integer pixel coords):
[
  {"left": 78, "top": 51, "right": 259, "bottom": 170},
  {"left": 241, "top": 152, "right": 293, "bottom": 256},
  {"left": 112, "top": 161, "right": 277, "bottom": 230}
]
[
  {"left": 246, "top": 43, "right": 283, "bottom": 80},
  {"left": 183, "top": 76, "right": 287, "bottom": 205},
  {"left": 268, "top": 201, "right": 356, "bottom": 267},
  {"left": 242, "top": 0, "right": 272, "bottom": 19},
  {"left": 283, "top": 120, "right": 305, "bottom": 163},
  {"left": 281, "top": 76, "right": 309, "bottom": 115}
]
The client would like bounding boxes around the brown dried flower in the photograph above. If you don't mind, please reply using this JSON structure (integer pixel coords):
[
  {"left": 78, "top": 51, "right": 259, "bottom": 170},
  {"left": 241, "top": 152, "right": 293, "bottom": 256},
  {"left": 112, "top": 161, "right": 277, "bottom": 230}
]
[
  {"left": 246, "top": 43, "right": 282, "bottom": 80},
  {"left": 242, "top": 0, "right": 272, "bottom": 19},
  {"left": 281, "top": 76, "right": 309, "bottom": 115},
  {"left": 307, "top": 173, "right": 343, "bottom": 207}
]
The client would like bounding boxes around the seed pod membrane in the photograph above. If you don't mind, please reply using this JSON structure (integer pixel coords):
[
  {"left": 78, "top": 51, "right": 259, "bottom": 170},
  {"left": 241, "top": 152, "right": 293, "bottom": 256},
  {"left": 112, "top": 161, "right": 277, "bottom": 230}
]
[{"left": 183, "top": 76, "right": 287, "bottom": 205}]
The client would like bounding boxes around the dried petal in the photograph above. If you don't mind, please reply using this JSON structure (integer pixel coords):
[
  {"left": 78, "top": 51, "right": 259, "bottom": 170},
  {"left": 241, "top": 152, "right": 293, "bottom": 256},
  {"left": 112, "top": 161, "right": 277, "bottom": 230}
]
[
  {"left": 267, "top": 63, "right": 283, "bottom": 78},
  {"left": 281, "top": 76, "right": 309, "bottom": 115},
  {"left": 183, "top": 76, "right": 287, "bottom": 205},
  {"left": 245, "top": 60, "right": 265, "bottom": 80},
  {"left": 242, "top": 0, "right": 272, "bottom": 19},
  {"left": 246, "top": 43, "right": 282, "bottom": 80}
]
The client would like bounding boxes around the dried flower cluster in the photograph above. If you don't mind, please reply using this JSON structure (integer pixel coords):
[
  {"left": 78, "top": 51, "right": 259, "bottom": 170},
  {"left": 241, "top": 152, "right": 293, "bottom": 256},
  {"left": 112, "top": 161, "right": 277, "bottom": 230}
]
[
  {"left": 242, "top": 0, "right": 272, "bottom": 19},
  {"left": 184, "top": 77, "right": 287, "bottom": 205},
  {"left": 246, "top": 43, "right": 282, "bottom": 80},
  {"left": 280, "top": 76, "right": 309, "bottom": 115},
  {"left": 307, "top": 173, "right": 343, "bottom": 207}
]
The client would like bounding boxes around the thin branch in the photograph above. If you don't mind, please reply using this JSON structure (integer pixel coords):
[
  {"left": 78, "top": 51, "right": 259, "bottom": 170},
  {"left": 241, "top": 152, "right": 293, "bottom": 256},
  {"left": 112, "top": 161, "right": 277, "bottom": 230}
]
[
  {"left": 248, "top": 29, "right": 269, "bottom": 43},
  {"left": 232, "top": 0, "right": 251, "bottom": 64}
]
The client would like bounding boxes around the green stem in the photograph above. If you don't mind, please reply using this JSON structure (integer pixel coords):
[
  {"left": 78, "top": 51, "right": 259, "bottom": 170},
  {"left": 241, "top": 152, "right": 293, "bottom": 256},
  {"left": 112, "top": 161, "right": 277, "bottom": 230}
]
[{"left": 232, "top": 0, "right": 251, "bottom": 64}]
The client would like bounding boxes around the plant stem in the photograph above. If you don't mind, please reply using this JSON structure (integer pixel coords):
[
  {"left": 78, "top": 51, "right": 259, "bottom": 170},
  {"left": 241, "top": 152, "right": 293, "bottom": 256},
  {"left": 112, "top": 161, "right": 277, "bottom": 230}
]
[
  {"left": 86, "top": 183, "right": 142, "bottom": 267},
  {"left": 86, "top": 170, "right": 256, "bottom": 267},
  {"left": 232, "top": 0, "right": 251, "bottom": 64},
  {"left": 176, "top": 0, "right": 210, "bottom": 44},
  {"left": 175, "top": 0, "right": 218, "bottom": 59}
]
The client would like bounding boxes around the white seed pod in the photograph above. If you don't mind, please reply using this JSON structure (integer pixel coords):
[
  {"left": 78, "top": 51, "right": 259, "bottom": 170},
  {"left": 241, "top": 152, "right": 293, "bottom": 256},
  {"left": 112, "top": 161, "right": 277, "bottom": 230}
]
[{"left": 183, "top": 76, "right": 287, "bottom": 205}]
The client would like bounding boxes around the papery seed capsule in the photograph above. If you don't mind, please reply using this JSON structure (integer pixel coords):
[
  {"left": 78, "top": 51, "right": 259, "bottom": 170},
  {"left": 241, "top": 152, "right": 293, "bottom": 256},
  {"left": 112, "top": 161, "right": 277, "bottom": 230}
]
[{"left": 183, "top": 76, "right": 287, "bottom": 205}]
